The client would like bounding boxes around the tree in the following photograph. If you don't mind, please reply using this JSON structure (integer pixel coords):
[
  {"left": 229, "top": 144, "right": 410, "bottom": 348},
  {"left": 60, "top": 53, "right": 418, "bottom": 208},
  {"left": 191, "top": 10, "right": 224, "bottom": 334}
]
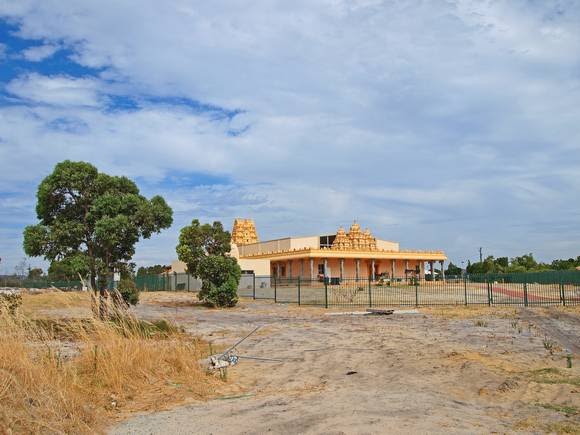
[
  {"left": 137, "top": 264, "right": 169, "bottom": 276},
  {"left": 23, "top": 160, "right": 173, "bottom": 317},
  {"left": 176, "top": 219, "right": 241, "bottom": 307},
  {"left": 446, "top": 262, "right": 463, "bottom": 276},
  {"left": 27, "top": 268, "right": 44, "bottom": 280},
  {"left": 509, "top": 253, "right": 537, "bottom": 271}
]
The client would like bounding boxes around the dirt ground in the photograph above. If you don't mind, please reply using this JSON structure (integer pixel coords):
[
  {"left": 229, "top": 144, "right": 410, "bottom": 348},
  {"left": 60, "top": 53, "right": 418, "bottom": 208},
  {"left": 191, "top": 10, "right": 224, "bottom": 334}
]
[{"left": 105, "top": 293, "right": 580, "bottom": 434}]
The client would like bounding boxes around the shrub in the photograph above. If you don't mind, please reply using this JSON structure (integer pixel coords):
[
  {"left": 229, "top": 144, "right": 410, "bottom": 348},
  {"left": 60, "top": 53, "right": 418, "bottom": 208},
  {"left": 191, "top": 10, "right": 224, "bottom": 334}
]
[
  {"left": 197, "top": 256, "right": 241, "bottom": 307},
  {"left": 117, "top": 279, "right": 140, "bottom": 306},
  {"left": 200, "top": 276, "right": 239, "bottom": 308}
]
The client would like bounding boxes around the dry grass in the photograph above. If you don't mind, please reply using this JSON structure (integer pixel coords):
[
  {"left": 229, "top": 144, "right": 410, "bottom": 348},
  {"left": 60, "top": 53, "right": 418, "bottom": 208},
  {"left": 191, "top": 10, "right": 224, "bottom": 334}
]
[
  {"left": 422, "top": 306, "right": 519, "bottom": 319},
  {"left": 0, "top": 296, "right": 221, "bottom": 434},
  {"left": 20, "top": 291, "right": 93, "bottom": 318}
]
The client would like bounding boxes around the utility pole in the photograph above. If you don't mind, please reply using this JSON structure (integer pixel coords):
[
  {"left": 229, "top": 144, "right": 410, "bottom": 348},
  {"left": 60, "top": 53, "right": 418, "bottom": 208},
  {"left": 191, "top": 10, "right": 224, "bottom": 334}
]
[{"left": 479, "top": 247, "right": 483, "bottom": 263}]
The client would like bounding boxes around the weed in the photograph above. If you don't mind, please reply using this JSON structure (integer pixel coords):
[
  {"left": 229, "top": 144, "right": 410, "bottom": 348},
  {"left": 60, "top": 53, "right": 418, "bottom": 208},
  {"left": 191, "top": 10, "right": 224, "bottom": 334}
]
[
  {"left": 474, "top": 319, "right": 488, "bottom": 327},
  {"left": 529, "top": 367, "right": 580, "bottom": 387},
  {"left": 543, "top": 336, "right": 556, "bottom": 355},
  {"left": 536, "top": 402, "right": 579, "bottom": 416}
]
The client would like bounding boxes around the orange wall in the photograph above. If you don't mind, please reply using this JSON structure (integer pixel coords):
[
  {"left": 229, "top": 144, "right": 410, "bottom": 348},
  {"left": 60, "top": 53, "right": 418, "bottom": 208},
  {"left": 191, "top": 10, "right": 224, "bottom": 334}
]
[{"left": 271, "top": 258, "right": 429, "bottom": 279}]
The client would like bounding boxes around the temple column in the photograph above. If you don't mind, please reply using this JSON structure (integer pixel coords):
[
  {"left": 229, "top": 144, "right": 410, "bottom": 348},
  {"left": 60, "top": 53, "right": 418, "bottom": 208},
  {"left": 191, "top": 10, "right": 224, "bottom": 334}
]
[
  {"left": 356, "top": 259, "right": 360, "bottom": 281},
  {"left": 340, "top": 258, "right": 344, "bottom": 281},
  {"left": 371, "top": 259, "right": 376, "bottom": 281},
  {"left": 391, "top": 259, "right": 396, "bottom": 280},
  {"left": 309, "top": 258, "right": 314, "bottom": 281},
  {"left": 323, "top": 258, "right": 328, "bottom": 278},
  {"left": 440, "top": 260, "right": 446, "bottom": 282},
  {"left": 429, "top": 261, "right": 434, "bottom": 280},
  {"left": 405, "top": 260, "right": 409, "bottom": 282},
  {"left": 419, "top": 261, "right": 425, "bottom": 280},
  {"left": 276, "top": 262, "right": 281, "bottom": 279},
  {"left": 287, "top": 260, "right": 292, "bottom": 278}
]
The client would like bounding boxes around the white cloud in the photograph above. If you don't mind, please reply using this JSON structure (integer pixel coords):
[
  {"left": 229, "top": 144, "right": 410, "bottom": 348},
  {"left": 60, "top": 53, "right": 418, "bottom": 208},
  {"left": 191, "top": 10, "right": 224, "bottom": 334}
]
[
  {"left": 21, "top": 43, "right": 58, "bottom": 61},
  {"left": 5, "top": 73, "right": 102, "bottom": 107},
  {"left": 0, "top": 0, "right": 580, "bottom": 270}
]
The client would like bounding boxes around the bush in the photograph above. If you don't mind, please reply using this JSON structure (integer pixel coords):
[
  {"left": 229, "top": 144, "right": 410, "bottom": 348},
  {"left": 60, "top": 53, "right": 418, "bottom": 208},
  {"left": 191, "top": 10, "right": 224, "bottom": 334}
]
[
  {"left": 197, "top": 256, "right": 241, "bottom": 307},
  {"left": 117, "top": 279, "right": 140, "bottom": 306},
  {"left": 200, "top": 276, "right": 239, "bottom": 307}
]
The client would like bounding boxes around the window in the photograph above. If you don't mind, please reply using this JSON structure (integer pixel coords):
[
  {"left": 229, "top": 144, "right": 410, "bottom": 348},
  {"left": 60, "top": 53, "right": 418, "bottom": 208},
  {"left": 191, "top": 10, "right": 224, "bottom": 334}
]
[{"left": 319, "top": 235, "right": 336, "bottom": 248}]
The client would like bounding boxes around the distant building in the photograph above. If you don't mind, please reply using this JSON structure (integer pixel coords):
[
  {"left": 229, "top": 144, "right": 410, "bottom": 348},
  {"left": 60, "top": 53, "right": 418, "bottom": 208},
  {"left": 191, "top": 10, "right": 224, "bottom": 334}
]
[{"left": 229, "top": 219, "right": 447, "bottom": 280}]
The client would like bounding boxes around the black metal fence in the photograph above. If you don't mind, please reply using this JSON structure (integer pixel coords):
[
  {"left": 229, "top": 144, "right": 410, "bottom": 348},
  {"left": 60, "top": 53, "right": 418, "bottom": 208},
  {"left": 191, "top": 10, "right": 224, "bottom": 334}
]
[
  {"left": 4, "top": 270, "right": 579, "bottom": 308},
  {"left": 237, "top": 273, "right": 580, "bottom": 308}
]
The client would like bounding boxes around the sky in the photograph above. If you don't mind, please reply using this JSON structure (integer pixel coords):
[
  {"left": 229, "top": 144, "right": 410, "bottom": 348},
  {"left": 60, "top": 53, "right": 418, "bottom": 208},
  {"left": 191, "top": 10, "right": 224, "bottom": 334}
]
[{"left": 0, "top": 0, "right": 579, "bottom": 273}]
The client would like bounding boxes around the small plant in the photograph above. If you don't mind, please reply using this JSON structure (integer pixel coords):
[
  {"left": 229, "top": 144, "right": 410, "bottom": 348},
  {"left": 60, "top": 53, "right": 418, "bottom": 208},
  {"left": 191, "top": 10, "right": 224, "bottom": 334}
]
[
  {"left": 116, "top": 278, "right": 140, "bottom": 306},
  {"left": 566, "top": 353, "right": 573, "bottom": 369},
  {"left": 474, "top": 319, "right": 488, "bottom": 327},
  {"left": 543, "top": 336, "right": 556, "bottom": 355}
]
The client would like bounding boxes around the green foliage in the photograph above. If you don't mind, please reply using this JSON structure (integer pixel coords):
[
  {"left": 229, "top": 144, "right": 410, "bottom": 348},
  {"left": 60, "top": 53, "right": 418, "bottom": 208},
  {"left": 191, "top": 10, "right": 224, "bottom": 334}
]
[
  {"left": 466, "top": 253, "right": 556, "bottom": 274},
  {"left": 136, "top": 264, "right": 169, "bottom": 276},
  {"left": 200, "top": 276, "right": 240, "bottom": 308},
  {"left": 48, "top": 254, "right": 90, "bottom": 280},
  {"left": 27, "top": 268, "right": 43, "bottom": 280},
  {"left": 176, "top": 219, "right": 240, "bottom": 307},
  {"left": 176, "top": 219, "right": 231, "bottom": 277},
  {"left": 445, "top": 262, "right": 463, "bottom": 276},
  {"left": 117, "top": 278, "right": 140, "bottom": 306},
  {"left": 197, "top": 255, "right": 241, "bottom": 307},
  {"left": 23, "top": 160, "right": 173, "bottom": 291}
]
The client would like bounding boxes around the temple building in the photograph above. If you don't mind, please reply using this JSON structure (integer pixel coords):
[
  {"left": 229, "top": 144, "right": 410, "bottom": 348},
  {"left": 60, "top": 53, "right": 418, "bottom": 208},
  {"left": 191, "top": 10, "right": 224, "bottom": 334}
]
[{"left": 230, "top": 219, "right": 447, "bottom": 281}]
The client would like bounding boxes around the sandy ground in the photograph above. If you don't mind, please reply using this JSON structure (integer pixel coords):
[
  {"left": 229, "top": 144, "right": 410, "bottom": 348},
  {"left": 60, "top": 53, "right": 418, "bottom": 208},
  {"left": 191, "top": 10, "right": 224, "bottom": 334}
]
[{"left": 105, "top": 294, "right": 580, "bottom": 434}]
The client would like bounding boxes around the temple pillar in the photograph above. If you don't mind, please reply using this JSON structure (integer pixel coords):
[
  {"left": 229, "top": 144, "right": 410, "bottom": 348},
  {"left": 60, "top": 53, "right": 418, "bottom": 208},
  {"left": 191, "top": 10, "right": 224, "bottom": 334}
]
[
  {"left": 391, "top": 259, "right": 396, "bottom": 279},
  {"left": 309, "top": 258, "right": 314, "bottom": 281},
  {"left": 429, "top": 261, "right": 434, "bottom": 280},
  {"left": 440, "top": 260, "right": 446, "bottom": 282},
  {"left": 340, "top": 258, "right": 344, "bottom": 281},
  {"left": 356, "top": 259, "right": 360, "bottom": 281},
  {"left": 276, "top": 262, "right": 281, "bottom": 279},
  {"left": 419, "top": 261, "right": 425, "bottom": 280},
  {"left": 371, "top": 259, "right": 376, "bottom": 281},
  {"left": 405, "top": 260, "right": 409, "bottom": 282},
  {"left": 288, "top": 260, "right": 292, "bottom": 279},
  {"left": 323, "top": 258, "right": 328, "bottom": 278}
]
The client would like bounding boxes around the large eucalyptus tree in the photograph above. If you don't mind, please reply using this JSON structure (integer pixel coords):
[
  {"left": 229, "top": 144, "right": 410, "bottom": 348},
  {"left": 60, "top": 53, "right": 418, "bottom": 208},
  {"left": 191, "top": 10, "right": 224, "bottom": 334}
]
[{"left": 23, "top": 160, "right": 173, "bottom": 316}]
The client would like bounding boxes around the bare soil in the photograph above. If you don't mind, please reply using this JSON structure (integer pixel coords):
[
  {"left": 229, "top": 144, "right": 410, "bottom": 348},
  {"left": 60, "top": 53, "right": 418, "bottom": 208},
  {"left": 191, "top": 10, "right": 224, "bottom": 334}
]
[{"left": 107, "top": 293, "right": 580, "bottom": 434}]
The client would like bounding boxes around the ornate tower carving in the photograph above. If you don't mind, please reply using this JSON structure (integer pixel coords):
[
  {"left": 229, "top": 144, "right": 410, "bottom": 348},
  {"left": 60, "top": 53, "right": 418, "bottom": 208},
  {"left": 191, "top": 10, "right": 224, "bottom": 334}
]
[
  {"left": 231, "top": 218, "right": 259, "bottom": 245},
  {"left": 331, "top": 222, "right": 377, "bottom": 251},
  {"left": 331, "top": 227, "right": 351, "bottom": 250}
]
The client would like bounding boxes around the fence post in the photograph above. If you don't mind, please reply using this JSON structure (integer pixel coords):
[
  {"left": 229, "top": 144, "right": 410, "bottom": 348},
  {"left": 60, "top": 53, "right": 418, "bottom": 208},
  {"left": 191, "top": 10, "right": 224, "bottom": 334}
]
[
  {"left": 486, "top": 277, "right": 491, "bottom": 306},
  {"left": 523, "top": 282, "right": 529, "bottom": 307},
  {"left": 463, "top": 275, "right": 468, "bottom": 306},
  {"left": 368, "top": 277, "right": 372, "bottom": 308},
  {"left": 324, "top": 278, "right": 328, "bottom": 308},
  {"left": 274, "top": 276, "right": 277, "bottom": 303},
  {"left": 187, "top": 273, "right": 190, "bottom": 292},
  {"left": 298, "top": 276, "right": 301, "bottom": 306},
  {"left": 165, "top": 272, "right": 169, "bottom": 291},
  {"left": 253, "top": 273, "right": 256, "bottom": 300},
  {"left": 415, "top": 279, "right": 419, "bottom": 307},
  {"left": 174, "top": 272, "right": 177, "bottom": 291},
  {"left": 560, "top": 281, "right": 566, "bottom": 307}
]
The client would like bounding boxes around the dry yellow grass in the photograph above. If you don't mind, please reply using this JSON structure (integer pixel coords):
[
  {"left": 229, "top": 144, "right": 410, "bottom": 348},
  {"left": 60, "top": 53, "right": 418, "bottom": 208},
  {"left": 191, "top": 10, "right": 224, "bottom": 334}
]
[
  {"left": 20, "top": 290, "right": 93, "bottom": 318},
  {"left": 0, "top": 296, "right": 221, "bottom": 434}
]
